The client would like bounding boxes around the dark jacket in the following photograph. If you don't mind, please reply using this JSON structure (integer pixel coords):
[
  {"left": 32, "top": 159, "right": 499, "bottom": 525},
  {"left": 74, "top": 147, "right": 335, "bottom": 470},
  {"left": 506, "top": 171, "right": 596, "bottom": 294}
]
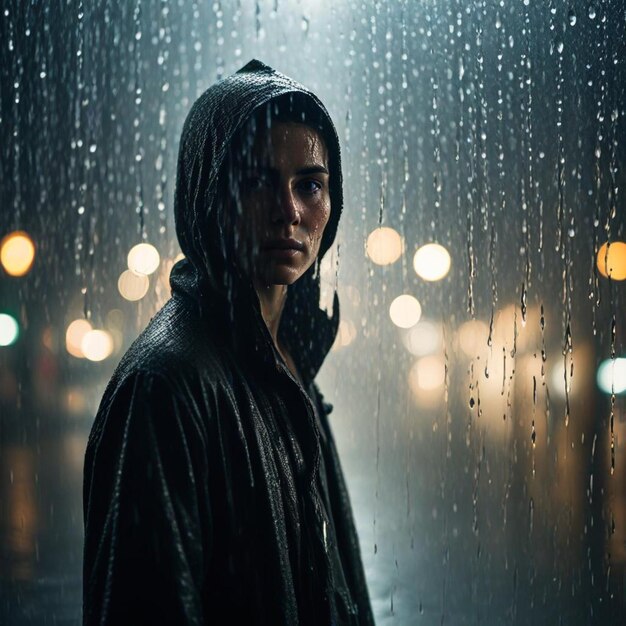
[{"left": 82, "top": 59, "right": 375, "bottom": 625}]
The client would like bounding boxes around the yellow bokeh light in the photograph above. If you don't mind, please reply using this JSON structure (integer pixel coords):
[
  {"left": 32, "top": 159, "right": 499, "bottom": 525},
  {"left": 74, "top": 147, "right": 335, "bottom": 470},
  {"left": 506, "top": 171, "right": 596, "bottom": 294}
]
[
  {"left": 0, "top": 231, "right": 35, "bottom": 277},
  {"left": 458, "top": 319, "right": 490, "bottom": 357},
  {"left": 409, "top": 355, "right": 446, "bottom": 393},
  {"left": 65, "top": 387, "right": 87, "bottom": 415},
  {"left": 389, "top": 294, "right": 422, "bottom": 329},
  {"left": 81, "top": 329, "right": 114, "bottom": 362},
  {"left": 366, "top": 227, "right": 404, "bottom": 265},
  {"left": 413, "top": 243, "right": 451, "bottom": 281},
  {"left": 127, "top": 243, "right": 160, "bottom": 275},
  {"left": 65, "top": 319, "right": 92, "bottom": 358},
  {"left": 332, "top": 319, "right": 357, "bottom": 351},
  {"left": 118, "top": 269, "right": 150, "bottom": 301},
  {"left": 596, "top": 241, "right": 626, "bottom": 280}
]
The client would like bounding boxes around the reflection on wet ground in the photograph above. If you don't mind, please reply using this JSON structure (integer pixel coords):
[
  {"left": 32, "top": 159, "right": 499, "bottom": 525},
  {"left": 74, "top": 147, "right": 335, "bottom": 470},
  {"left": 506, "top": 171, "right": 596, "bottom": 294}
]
[
  {"left": 1, "top": 428, "right": 86, "bottom": 626},
  {"left": 0, "top": 409, "right": 622, "bottom": 625}
]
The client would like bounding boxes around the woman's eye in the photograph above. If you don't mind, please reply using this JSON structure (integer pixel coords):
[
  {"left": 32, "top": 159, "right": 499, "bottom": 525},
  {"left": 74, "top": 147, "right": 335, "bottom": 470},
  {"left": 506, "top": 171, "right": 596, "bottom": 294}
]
[{"left": 299, "top": 180, "right": 322, "bottom": 195}]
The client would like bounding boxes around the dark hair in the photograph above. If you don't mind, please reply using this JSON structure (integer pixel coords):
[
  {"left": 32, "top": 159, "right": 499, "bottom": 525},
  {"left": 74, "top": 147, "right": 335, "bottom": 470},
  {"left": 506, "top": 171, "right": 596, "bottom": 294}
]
[
  {"left": 257, "top": 91, "right": 332, "bottom": 143},
  {"left": 226, "top": 92, "right": 332, "bottom": 177}
]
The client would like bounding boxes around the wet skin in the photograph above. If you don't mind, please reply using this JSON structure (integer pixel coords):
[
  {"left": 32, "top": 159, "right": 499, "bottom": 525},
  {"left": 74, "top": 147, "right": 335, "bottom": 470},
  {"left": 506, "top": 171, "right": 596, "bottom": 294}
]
[
  {"left": 233, "top": 121, "right": 331, "bottom": 378},
  {"left": 235, "top": 121, "right": 331, "bottom": 288}
]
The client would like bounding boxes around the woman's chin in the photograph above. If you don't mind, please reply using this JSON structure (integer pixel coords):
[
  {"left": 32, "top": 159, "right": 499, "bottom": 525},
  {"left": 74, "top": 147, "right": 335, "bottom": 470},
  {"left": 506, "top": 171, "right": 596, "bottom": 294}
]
[{"left": 258, "top": 265, "right": 304, "bottom": 286}]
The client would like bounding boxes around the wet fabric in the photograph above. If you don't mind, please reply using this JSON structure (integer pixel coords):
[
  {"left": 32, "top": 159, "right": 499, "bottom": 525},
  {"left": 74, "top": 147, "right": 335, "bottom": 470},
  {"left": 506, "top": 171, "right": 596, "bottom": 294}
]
[{"left": 82, "top": 59, "right": 375, "bottom": 625}]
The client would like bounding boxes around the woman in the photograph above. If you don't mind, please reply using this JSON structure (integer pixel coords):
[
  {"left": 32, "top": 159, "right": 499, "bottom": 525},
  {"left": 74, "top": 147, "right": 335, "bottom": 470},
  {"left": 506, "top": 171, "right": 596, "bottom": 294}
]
[{"left": 82, "top": 59, "right": 374, "bottom": 625}]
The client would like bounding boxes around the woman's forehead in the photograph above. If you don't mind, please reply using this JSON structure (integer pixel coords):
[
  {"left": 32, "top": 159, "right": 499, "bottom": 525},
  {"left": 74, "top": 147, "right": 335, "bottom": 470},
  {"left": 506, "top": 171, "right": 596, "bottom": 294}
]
[{"left": 245, "top": 122, "right": 328, "bottom": 165}]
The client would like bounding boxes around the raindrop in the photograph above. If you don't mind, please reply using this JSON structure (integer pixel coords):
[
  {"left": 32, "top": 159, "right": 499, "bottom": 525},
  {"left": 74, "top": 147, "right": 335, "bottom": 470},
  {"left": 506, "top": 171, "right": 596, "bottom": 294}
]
[
  {"left": 568, "top": 9, "right": 577, "bottom": 26},
  {"left": 588, "top": 3, "right": 597, "bottom": 19}
]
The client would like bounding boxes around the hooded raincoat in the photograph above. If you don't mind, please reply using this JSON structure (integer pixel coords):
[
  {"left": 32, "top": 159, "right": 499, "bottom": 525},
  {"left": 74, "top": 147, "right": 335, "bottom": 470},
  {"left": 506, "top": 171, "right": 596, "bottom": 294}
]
[{"left": 82, "top": 59, "right": 375, "bottom": 625}]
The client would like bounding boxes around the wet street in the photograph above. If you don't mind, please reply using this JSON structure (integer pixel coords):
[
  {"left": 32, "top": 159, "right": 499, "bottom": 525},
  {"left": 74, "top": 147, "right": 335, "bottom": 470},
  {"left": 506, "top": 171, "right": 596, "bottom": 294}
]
[
  {"left": 1, "top": 424, "right": 86, "bottom": 626},
  {"left": 0, "top": 391, "right": 611, "bottom": 625}
]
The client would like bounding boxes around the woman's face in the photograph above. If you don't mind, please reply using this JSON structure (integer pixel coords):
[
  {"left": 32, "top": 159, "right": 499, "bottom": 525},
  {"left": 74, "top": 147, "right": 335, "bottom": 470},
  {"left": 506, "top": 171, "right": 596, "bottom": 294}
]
[{"left": 233, "top": 121, "right": 331, "bottom": 287}]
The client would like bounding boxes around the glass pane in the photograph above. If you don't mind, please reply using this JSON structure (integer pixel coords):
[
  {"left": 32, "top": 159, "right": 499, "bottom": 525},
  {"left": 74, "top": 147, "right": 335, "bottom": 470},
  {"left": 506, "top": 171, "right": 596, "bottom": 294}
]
[{"left": 1, "top": 1, "right": 624, "bottom": 623}]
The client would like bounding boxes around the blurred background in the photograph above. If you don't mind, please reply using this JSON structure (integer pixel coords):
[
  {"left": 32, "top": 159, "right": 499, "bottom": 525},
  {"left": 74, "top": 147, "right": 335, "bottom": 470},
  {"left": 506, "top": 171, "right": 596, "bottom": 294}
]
[{"left": 1, "top": 0, "right": 625, "bottom": 624}]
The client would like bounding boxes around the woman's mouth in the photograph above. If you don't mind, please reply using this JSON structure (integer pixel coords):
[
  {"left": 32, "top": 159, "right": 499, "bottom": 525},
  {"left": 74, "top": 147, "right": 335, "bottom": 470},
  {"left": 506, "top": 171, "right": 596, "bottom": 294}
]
[{"left": 261, "top": 238, "right": 305, "bottom": 259}]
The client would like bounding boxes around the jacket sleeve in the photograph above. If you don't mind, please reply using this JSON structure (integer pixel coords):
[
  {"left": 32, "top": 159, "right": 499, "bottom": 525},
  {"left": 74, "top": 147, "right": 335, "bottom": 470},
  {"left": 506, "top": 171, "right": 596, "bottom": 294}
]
[{"left": 82, "top": 370, "right": 211, "bottom": 626}]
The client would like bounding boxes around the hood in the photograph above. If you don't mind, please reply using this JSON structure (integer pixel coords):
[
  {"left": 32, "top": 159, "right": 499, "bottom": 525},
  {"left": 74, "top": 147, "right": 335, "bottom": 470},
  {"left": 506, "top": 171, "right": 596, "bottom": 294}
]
[{"left": 169, "top": 59, "right": 342, "bottom": 386}]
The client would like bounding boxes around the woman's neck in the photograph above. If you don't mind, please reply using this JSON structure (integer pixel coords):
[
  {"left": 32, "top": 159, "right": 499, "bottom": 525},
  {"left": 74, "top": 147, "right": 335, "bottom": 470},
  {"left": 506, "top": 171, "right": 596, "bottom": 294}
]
[
  {"left": 253, "top": 281, "right": 303, "bottom": 385},
  {"left": 254, "top": 280, "right": 288, "bottom": 346}
]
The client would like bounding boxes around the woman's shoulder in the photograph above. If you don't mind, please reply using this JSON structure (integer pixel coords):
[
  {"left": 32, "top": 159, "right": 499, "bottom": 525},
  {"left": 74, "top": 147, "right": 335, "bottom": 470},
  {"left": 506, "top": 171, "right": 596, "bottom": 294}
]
[
  {"left": 92, "top": 299, "right": 235, "bottom": 427},
  {"left": 117, "top": 299, "right": 227, "bottom": 382}
]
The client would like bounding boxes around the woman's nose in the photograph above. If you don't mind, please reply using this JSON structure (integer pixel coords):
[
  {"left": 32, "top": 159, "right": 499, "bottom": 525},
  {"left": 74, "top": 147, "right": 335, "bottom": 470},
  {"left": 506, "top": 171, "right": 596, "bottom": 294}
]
[{"left": 271, "top": 185, "right": 301, "bottom": 225}]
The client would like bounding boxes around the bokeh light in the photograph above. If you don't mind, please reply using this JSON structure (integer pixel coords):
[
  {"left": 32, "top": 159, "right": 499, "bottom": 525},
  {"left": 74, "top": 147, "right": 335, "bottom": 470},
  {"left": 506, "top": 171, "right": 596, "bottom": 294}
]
[
  {"left": 0, "top": 313, "right": 19, "bottom": 346},
  {"left": 597, "top": 358, "right": 626, "bottom": 394},
  {"left": 547, "top": 354, "right": 572, "bottom": 398},
  {"left": 332, "top": 319, "right": 357, "bottom": 351},
  {"left": 408, "top": 355, "right": 446, "bottom": 393},
  {"left": 389, "top": 295, "right": 422, "bottom": 329},
  {"left": 402, "top": 320, "right": 442, "bottom": 356},
  {"left": 64, "top": 387, "right": 87, "bottom": 416},
  {"left": 0, "top": 231, "right": 35, "bottom": 277},
  {"left": 366, "top": 227, "right": 404, "bottom": 265},
  {"left": 127, "top": 243, "right": 160, "bottom": 275},
  {"left": 118, "top": 269, "right": 150, "bottom": 301},
  {"left": 596, "top": 241, "right": 626, "bottom": 280},
  {"left": 413, "top": 243, "right": 451, "bottom": 281},
  {"left": 81, "top": 329, "right": 114, "bottom": 362},
  {"left": 65, "top": 319, "right": 92, "bottom": 358},
  {"left": 458, "top": 319, "right": 490, "bottom": 357}
]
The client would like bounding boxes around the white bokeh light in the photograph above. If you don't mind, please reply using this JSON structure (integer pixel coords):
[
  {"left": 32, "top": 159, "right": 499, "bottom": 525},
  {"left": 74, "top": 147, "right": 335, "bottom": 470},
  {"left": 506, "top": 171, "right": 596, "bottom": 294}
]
[
  {"left": 365, "top": 227, "right": 404, "bottom": 266},
  {"left": 127, "top": 243, "right": 160, "bottom": 275},
  {"left": 0, "top": 313, "right": 19, "bottom": 346},
  {"left": 597, "top": 358, "right": 626, "bottom": 395},
  {"left": 389, "top": 295, "right": 422, "bottom": 329},
  {"left": 402, "top": 320, "right": 442, "bottom": 356},
  {"left": 413, "top": 243, "right": 451, "bottom": 281},
  {"left": 65, "top": 319, "right": 93, "bottom": 358},
  {"left": 81, "top": 329, "right": 114, "bottom": 362}
]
